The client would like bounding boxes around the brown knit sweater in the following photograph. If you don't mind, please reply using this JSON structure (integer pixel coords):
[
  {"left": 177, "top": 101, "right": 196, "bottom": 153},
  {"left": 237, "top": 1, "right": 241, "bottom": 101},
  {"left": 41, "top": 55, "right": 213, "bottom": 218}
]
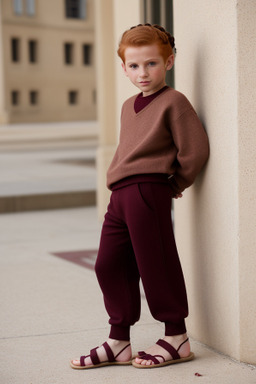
[{"left": 107, "top": 87, "right": 209, "bottom": 193}]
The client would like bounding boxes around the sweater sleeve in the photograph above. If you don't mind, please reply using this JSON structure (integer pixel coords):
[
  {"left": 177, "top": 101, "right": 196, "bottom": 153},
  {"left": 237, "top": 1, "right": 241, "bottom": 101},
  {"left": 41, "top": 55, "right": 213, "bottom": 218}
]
[{"left": 168, "top": 107, "right": 209, "bottom": 194}]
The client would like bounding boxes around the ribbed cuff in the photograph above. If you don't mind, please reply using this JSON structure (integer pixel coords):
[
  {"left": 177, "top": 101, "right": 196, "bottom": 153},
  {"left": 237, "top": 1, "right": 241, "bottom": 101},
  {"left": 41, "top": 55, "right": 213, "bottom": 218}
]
[
  {"left": 109, "top": 325, "right": 130, "bottom": 341},
  {"left": 165, "top": 320, "right": 187, "bottom": 336}
]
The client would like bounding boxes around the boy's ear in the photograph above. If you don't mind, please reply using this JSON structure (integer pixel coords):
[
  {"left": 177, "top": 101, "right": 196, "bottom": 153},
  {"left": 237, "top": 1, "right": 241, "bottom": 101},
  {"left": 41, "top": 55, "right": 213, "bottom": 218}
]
[
  {"left": 121, "top": 62, "right": 129, "bottom": 76},
  {"left": 165, "top": 54, "right": 174, "bottom": 71}
]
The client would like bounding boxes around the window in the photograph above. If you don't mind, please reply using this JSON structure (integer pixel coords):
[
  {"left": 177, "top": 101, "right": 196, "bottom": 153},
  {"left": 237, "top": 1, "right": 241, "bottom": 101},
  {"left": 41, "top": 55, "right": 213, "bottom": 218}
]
[
  {"left": 13, "top": 0, "right": 36, "bottom": 16},
  {"left": 28, "top": 40, "right": 37, "bottom": 63},
  {"left": 83, "top": 44, "right": 91, "bottom": 65},
  {"left": 69, "top": 91, "right": 78, "bottom": 105},
  {"left": 92, "top": 89, "right": 96, "bottom": 104},
  {"left": 11, "top": 91, "right": 20, "bottom": 106},
  {"left": 64, "top": 43, "right": 74, "bottom": 64},
  {"left": 29, "top": 91, "right": 38, "bottom": 105},
  {"left": 26, "top": 0, "right": 35, "bottom": 16},
  {"left": 13, "top": 0, "right": 23, "bottom": 14},
  {"left": 11, "top": 38, "right": 20, "bottom": 62},
  {"left": 65, "top": 0, "right": 86, "bottom": 19}
]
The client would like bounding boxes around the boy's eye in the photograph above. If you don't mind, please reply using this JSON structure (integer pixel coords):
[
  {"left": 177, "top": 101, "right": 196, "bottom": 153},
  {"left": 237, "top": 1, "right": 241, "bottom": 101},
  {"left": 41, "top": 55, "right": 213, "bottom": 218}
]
[
  {"left": 148, "top": 62, "right": 156, "bottom": 66},
  {"left": 129, "top": 64, "right": 138, "bottom": 69}
]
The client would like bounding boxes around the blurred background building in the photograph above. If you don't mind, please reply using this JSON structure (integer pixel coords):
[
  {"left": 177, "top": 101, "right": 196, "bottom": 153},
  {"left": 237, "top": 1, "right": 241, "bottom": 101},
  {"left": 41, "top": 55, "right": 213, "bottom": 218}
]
[{"left": 0, "top": 0, "right": 96, "bottom": 123}]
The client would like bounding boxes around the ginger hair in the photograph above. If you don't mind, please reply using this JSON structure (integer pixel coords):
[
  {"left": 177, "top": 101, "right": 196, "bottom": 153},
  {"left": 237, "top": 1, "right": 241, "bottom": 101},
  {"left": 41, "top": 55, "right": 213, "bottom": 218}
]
[{"left": 117, "top": 24, "right": 175, "bottom": 63}]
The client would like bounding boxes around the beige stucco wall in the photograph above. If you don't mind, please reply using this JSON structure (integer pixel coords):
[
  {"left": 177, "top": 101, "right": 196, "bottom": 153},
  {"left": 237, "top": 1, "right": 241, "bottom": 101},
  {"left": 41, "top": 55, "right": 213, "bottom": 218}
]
[
  {"left": 173, "top": 0, "right": 256, "bottom": 364},
  {"left": 95, "top": 0, "right": 256, "bottom": 364},
  {"left": 237, "top": 0, "right": 256, "bottom": 363},
  {"left": 0, "top": 0, "right": 96, "bottom": 123}
]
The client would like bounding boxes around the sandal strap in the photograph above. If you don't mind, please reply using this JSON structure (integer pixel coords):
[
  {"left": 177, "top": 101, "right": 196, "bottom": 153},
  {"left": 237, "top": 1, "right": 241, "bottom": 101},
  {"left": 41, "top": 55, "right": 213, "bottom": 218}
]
[
  {"left": 177, "top": 337, "right": 189, "bottom": 352},
  {"left": 102, "top": 342, "right": 115, "bottom": 362},
  {"left": 138, "top": 353, "right": 161, "bottom": 365},
  {"left": 156, "top": 339, "right": 180, "bottom": 360},
  {"left": 90, "top": 347, "right": 100, "bottom": 365},
  {"left": 115, "top": 343, "right": 131, "bottom": 359},
  {"left": 154, "top": 354, "right": 165, "bottom": 362},
  {"left": 80, "top": 355, "right": 86, "bottom": 367},
  {"left": 80, "top": 353, "right": 90, "bottom": 367},
  {"left": 138, "top": 350, "right": 146, "bottom": 357}
]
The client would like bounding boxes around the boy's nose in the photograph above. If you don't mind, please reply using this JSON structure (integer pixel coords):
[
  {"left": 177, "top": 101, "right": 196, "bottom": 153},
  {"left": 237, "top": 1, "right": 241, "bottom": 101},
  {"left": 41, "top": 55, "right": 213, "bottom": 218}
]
[{"left": 139, "top": 66, "right": 148, "bottom": 77}]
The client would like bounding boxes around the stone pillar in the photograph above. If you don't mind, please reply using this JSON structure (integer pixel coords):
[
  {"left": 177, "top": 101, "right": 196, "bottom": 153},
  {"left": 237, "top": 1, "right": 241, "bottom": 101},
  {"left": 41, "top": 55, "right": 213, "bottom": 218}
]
[
  {"left": 173, "top": 0, "right": 256, "bottom": 364},
  {"left": 95, "top": 0, "right": 140, "bottom": 220},
  {"left": 95, "top": 0, "right": 117, "bottom": 219}
]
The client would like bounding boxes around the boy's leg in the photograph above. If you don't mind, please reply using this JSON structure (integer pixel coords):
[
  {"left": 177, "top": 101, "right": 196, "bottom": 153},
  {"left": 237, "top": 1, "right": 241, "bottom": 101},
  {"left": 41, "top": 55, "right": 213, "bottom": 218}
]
[
  {"left": 95, "top": 191, "right": 141, "bottom": 341},
  {"left": 123, "top": 182, "right": 188, "bottom": 335},
  {"left": 71, "top": 191, "right": 140, "bottom": 368}
]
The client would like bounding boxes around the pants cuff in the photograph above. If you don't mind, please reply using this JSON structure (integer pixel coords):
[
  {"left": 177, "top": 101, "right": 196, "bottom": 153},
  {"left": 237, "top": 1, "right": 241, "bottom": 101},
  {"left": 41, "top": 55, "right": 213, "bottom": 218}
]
[
  {"left": 165, "top": 320, "right": 187, "bottom": 336},
  {"left": 109, "top": 325, "right": 130, "bottom": 341}
]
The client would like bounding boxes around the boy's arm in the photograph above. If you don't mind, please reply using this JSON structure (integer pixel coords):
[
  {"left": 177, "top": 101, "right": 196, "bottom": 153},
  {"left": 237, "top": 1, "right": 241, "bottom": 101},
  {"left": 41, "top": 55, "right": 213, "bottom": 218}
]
[{"left": 169, "top": 107, "right": 209, "bottom": 196}]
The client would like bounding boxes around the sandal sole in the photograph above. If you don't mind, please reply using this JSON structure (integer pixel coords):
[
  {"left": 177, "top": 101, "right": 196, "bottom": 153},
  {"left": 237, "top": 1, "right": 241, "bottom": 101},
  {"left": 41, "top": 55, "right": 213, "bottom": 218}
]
[{"left": 70, "top": 360, "right": 132, "bottom": 370}]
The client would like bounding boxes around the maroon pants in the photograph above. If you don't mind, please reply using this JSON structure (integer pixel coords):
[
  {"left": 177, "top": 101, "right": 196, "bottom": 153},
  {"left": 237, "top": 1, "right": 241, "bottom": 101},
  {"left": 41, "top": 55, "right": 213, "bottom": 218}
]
[{"left": 95, "top": 175, "right": 188, "bottom": 341}]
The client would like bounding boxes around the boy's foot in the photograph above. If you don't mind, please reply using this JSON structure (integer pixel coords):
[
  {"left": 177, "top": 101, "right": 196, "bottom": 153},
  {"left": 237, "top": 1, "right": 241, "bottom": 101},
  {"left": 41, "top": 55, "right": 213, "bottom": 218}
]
[
  {"left": 133, "top": 334, "right": 194, "bottom": 368},
  {"left": 70, "top": 338, "right": 132, "bottom": 369}
]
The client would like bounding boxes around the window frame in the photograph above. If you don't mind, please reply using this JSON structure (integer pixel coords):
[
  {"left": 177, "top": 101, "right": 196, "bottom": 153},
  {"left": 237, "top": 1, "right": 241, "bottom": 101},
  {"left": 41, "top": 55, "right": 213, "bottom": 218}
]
[
  {"left": 13, "top": 0, "right": 23, "bottom": 15},
  {"left": 26, "top": 0, "right": 36, "bottom": 16},
  {"left": 65, "top": 0, "right": 87, "bottom": 19},
  {"left": 11, "top": 38, "right": 20, "bottom": 63},
  {"left": 11, "top": 90, "right": 20, "bottom": 106},
  {"left": 83, "top": 44, "right": 92, "bottom": 65},
  {"left": 64, "top": 42, "right": 74, "bottom": 65},
  {"left": 29, "top": 90, "right": 38, "bottom": 105},
  {"left": 28, "top": 40, "right": 38, "bottom": 63},
  {"left": 68, "top": 90, "right": 78, "bottom": 105}
]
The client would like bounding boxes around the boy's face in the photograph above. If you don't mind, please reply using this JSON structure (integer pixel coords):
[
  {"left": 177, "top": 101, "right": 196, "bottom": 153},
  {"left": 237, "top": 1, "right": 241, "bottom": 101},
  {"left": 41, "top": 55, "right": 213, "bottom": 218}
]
[{"left": 121, "top": 44, "right": 174, "bottom": 96}]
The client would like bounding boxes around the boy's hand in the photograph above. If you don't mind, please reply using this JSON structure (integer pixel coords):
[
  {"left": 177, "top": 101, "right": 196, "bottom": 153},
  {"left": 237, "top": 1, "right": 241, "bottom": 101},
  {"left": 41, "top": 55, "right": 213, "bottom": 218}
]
[{"left": 173, "top": 193, "right": 183, "bottom": 199}]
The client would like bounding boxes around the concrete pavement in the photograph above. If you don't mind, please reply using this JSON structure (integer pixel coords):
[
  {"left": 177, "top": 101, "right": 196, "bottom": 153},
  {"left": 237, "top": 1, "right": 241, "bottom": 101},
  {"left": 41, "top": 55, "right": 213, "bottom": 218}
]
[{"left": 0, "top": 207, "right": 256, "bottom": 384}]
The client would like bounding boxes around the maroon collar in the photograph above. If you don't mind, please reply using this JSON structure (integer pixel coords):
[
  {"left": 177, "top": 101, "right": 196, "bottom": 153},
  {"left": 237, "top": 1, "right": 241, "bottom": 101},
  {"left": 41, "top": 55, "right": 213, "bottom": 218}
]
[{"left": 134, "top": 86, "right": 169, "bottom": 113}]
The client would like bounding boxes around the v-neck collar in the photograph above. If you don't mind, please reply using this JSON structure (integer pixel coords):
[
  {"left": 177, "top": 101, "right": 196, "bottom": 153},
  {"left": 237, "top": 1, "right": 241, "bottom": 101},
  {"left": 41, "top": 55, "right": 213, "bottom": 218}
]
[{"left": 133, "top": 86, "right": 171, "bottom": 117}]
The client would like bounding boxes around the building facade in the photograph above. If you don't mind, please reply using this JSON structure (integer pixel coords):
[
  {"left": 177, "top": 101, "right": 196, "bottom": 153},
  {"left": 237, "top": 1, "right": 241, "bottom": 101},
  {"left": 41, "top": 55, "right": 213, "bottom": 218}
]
[{"left": 0, "top": 0, "right": 96, "bottom": 123}]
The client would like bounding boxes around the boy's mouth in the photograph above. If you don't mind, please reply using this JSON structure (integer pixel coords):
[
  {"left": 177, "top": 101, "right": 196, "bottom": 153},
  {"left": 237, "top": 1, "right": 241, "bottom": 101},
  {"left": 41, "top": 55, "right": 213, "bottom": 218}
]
[{"left": 139, "top": 81, "right": 150, "bottom": 85}]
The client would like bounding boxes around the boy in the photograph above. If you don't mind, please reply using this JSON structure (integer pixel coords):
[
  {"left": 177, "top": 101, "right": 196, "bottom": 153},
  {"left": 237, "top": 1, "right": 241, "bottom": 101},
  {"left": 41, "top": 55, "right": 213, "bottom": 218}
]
[{"left": 71, "top": 24, "right": 209, "bottom": 369}]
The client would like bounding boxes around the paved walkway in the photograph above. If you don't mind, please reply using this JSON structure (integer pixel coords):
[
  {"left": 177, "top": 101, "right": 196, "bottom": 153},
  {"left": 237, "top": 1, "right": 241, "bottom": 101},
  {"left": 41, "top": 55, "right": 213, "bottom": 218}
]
[{"left": 0, "top": 207, "right": 255, "bottom": 384}]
